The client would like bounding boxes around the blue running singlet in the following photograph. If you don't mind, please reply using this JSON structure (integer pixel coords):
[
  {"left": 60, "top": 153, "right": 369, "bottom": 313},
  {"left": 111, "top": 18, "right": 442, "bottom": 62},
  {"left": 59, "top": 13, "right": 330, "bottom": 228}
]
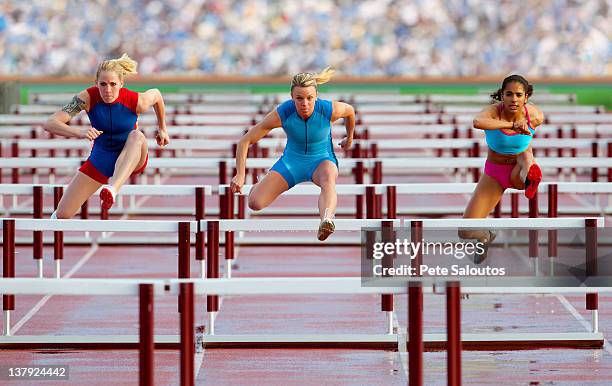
[{"left": 270, "top": 99, "right": 338, "bottom": 188}]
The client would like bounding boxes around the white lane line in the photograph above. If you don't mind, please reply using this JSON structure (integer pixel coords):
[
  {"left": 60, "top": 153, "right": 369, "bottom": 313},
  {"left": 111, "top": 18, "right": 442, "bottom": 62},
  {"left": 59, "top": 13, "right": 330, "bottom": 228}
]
[
  {"left": 569, "top": 192, "right": 601, "bottom": 214},
  {"left": 512, "top": 247, "right": 612, "bottom": 356},
  {"left": 11, "top": 244, "right": 100, "bottom": 334},
  {"left": 195, "top": 209, "right": 245, "bottom": 379},
  {"left": 555, "top": 294, "right": 612, "bottom": 356}
]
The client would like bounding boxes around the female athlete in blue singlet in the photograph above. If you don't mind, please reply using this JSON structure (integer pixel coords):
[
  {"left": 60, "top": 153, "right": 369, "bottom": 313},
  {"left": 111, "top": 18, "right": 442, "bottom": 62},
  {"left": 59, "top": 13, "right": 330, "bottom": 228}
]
[
  {"left": 460, "top": 75, "right": 544, "bottom": 263},
  {"left": 230, "top": 67, "right": 356, "bottom": 241},
  {"left": 43, "top": 54, "right": 169, "bottom": 218}
]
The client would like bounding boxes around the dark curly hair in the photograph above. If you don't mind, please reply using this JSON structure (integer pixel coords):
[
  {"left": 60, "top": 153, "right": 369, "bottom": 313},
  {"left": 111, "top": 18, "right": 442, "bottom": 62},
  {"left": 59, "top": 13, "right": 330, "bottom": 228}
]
[{"left": 490, "top": 75, "right": 533, "bottom": 102}]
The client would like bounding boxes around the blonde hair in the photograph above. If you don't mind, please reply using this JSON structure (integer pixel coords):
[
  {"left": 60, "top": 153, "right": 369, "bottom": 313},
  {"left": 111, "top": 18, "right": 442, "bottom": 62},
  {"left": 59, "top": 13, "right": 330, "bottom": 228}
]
[
  {"left": 95, "top": 53, "right": 138, "bottom": 82},
  {"left": 291, "top": 67, "right": 335, "bottom": 91}
]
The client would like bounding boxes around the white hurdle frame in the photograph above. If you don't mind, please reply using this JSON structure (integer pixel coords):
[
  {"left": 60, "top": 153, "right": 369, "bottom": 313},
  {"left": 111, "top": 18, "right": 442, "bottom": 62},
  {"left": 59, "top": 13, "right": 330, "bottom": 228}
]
[
  {"left": 1, "top": 219, "right": 197, "bottom": 335},
  {"left": 1, "top": 182, "right": 610, "bottom": 220},
  {"left": 0, "top": 277, "right": 608, "bottom": 348},
  {"left": 1, "top": 156, "right": 610, "bottom": 177},
  {"left": 198, "top": 217, "right": 605, "bottom": 341}
]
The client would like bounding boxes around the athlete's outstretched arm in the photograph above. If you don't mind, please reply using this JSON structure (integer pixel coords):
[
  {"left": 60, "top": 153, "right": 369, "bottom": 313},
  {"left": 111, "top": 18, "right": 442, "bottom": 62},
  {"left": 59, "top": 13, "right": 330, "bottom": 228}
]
[
  {"left": 473, "top": 105, "right": 531, "bottom": 135},
  {"left": 44, "top": 90, "right": 102, "bottom": 140},
  {"left": 230, "top": 110, "right": 281, "bottom": 193},
  {"left": 331, "top": 101, "right": 355, "bottom": 150},
  {"left": 137, "top": 88, "right": 168, "bottom": 146}
]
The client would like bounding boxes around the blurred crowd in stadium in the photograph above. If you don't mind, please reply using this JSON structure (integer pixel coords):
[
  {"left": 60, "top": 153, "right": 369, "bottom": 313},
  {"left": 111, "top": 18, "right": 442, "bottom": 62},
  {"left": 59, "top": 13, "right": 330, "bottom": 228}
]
[{"left": 0, "top": 0, "right": 609, "bottom": 77}]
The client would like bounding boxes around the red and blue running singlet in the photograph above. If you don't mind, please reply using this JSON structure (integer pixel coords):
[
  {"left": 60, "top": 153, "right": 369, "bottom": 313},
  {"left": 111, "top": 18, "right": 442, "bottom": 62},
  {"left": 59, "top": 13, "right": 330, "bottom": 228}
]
[{"left": 79, "top": 87, "right": 140, "bottom": 182}]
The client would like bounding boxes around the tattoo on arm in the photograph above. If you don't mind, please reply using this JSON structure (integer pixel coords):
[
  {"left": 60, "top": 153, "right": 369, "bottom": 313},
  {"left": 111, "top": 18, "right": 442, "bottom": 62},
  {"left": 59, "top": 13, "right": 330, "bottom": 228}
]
[{"left": 61, "top": 95, "right": 86, "bottom": 118}]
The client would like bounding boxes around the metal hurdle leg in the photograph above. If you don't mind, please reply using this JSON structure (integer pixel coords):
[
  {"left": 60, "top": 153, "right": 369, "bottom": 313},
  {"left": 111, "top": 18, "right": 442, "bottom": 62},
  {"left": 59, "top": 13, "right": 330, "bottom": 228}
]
[
  {"left": 139, "top": 283, "right": 154, "bottom": 386},
  {"left": 53, "top": 187, "right": 64, "bottom": 278},
  {"left": 547, "top": 184, "right": 558, "bottom": 277},
  {"left": 3, "top": 311, "right": 10, "bottom": 336},
  {"left": 208, "top": 312, "right": 216, "bottom": 336},
  {"left": 586, "top": 218, "right": 598, "bottom": 333},
  {"left": 180, "top": 282, "right": 195, "bottom": 386},
  {"left": 33, "top": 186, "right": 44, "bottom": 278},
  {"left": 408, "top": 282, "right": 423, "bottom": 386},
  {"left": 207, "top": 221, "right": 220, "bottom": 335},
  {"left": 195, "top": 187, "right": 206, "bottom": 279},
  {"left": 592, "top": 308, "right": 599, "bottom": 333},
  {"left": 447, "top": 281, "right": 461, "bottom": 386},
  {"left": 529, "top": 194, "right": 539, "bottom": 277},
  {"left": 3, "top": 219, "right": 16, "bottom": 336},
  {"left": 178, "top": 222, "right": 191, "bottom": 315},
  {"left": 381, "top": 220, "right": 394, "bottom": 335}
]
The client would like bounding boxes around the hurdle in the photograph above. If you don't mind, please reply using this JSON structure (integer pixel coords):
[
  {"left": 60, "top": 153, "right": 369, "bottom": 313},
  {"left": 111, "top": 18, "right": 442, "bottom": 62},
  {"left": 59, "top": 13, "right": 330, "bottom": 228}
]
[
  {"left": 198, "top": 217, "right": 605, "bottom": 343},
  {"left": 0, "top": 279, "right": 170, "bottom": 385},
  {"left": 201, "top": 218, "right": 401, "bottom": 334},
  {"left": 409, "top": 217, "right": 605, "bottom": 337},
  {"left": 0, "top": 185, "right": 211, "bottom": 256},
  {"left": 2, "top": 156, "right": 609, "bottom": 187},
  {"left": 0, "top": 183, "right": 212, "bottom": 216},
  {"left": 219, "top": 182, "right": 612, "bottom": 223},
  {"left": 1, "top": 276, "right": 611, "bottom": 384},
  {"left": 0, "top": 277, "right": 442, "bottom": 385},
  {"left": 0, "top": 182, "right": 608, "bottom": 245},
  {"left": 0, "top": 218, "right": 197, "bottom": 335}
]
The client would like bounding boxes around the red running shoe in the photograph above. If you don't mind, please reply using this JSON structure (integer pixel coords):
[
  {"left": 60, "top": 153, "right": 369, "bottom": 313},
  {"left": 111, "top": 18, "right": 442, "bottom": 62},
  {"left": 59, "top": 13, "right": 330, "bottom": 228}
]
[
  {"left": 100, "top": 185, "right": 117, "bottom": 210},
  {"left": 524, "top": 163, "right": 542, "bottom": 200}
]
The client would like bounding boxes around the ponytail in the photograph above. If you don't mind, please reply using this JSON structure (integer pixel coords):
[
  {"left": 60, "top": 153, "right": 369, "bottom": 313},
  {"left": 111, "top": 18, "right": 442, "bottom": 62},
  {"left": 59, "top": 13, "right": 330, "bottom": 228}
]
[
  {"left": 95, "top": 53, "right": 138, "bottom": 82},
  {"left": 291, "top": 67, "right": 336, "bottom": 90}
]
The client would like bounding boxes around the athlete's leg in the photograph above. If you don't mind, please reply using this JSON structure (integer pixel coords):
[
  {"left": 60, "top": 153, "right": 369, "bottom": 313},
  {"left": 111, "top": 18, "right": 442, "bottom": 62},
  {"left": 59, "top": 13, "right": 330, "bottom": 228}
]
[
  {"left": 55, "top": 172, "right": 103, "bottom": 219},
  {"left": 100, "top": 130, "right": 148, "bottom": 209},
  {"left": 516, "top": 149, "right": 534, "bottom": 184},
  {"left": 311, "top": 160, "right": 339, "bottom": 220},
  {"left": 513, "top": 150, "right": 541, "bottom": 199},
  {"left": 459, "top": 174, "right": 504, "bottom": 240},
  {"left": 108, "top": 130, "right": 148, "bottom": 191},
  {"left": 248, "top": 171, "right": 289, "bottom": 211},
  {"left": 510, "top": 162, "right": 525, "bottom": 190},
  {"left": 312, "top": 160, "right": 338, "bottom": 241}
]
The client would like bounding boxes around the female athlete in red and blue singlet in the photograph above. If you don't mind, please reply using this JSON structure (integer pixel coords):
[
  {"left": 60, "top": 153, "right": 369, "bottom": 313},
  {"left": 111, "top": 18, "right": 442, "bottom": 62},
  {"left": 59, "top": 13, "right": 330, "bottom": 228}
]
[{"left": 43, "top": 54, "right": 169, "bottom": 218}]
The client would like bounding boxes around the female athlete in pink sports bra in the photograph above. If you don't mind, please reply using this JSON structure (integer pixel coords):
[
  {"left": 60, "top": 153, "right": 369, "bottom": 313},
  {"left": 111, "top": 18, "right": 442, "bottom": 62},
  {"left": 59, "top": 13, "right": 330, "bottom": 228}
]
[{"left": 459, "top": 75, "right": 544, "bottom": 263}]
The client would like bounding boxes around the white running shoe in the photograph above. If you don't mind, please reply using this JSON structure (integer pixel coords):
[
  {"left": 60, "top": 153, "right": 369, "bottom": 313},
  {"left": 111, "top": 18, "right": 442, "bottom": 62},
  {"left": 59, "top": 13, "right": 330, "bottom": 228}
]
[{"left": 317, "top": 219, "right": 335, "bottom": 241}]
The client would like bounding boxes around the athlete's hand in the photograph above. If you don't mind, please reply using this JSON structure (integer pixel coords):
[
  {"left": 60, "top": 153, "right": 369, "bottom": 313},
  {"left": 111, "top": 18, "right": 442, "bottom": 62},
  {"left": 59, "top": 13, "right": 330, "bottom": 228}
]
[
  {"left": 80, "top": 127, "right": 103, "bottom": 141},
  {"left": 156, "top": 129, "right": 170, "bottom": 147},
  {"left": 230, "top": 173, "right": 245, "bottom": 194},
  {"left": 512, "top": 120, "right": 531, "bottom": 135},
  {"left": 338, "top": 136, "right": 352, "bottom": 150}
]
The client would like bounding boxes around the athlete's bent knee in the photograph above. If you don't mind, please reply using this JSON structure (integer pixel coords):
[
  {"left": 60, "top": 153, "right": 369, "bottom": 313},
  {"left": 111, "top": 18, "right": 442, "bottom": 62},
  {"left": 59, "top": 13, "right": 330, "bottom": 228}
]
[
  {"left": 317, "top": 170, "right": 337, "bottom": 187},
  {"left": 248, "top": 194, "right": 266, "bottom": 211},
  {"left": 127, "top": 130, "right": 146, "bottom": 145}
]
